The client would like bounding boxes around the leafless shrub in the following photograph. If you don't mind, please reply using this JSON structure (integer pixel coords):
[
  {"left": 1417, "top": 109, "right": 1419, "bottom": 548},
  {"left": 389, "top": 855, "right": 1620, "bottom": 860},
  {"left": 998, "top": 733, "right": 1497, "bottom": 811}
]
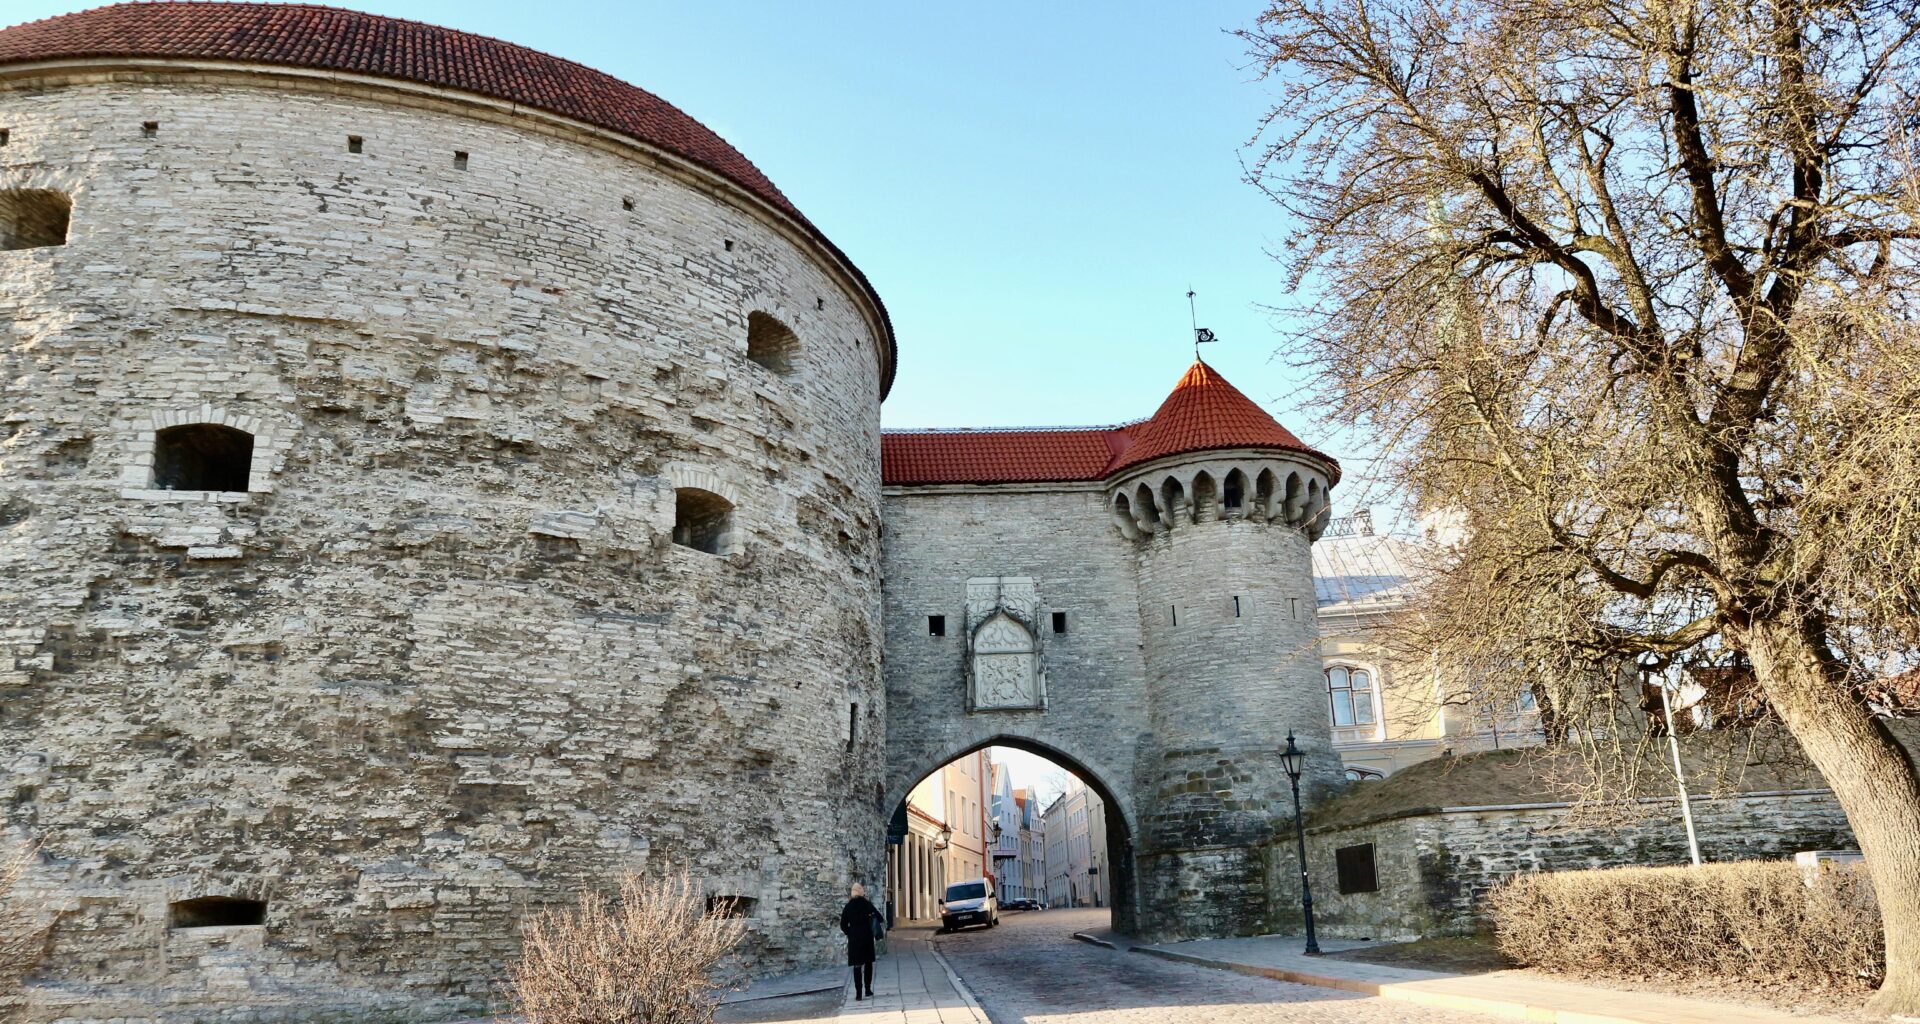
[
  {"left": 505, "top": 870, "right": 746, "bottom": 1024},
  {"left": 1491, "top": 862, "right": 1882, "bottom": 990}
]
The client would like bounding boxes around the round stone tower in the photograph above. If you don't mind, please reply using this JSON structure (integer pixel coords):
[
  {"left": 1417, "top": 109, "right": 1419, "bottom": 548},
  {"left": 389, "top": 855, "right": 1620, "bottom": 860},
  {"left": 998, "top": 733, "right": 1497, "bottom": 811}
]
[
  {"left": 1108, "top": 361, "right": 1342, "bottom": 939},
  {"left": 0, "top": 4, "right": 891, "bottom": 1020}
]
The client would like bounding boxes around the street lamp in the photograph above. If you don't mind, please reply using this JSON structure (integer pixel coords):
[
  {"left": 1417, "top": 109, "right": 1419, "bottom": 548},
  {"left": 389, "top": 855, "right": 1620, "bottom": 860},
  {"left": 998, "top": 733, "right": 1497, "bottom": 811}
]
[
  {"left": 1279, "top": 731, "right": 1321, "bottom": 956},
  {"left": 1638, "top": 653, "right": 1703, "bottom": 866},
  {"left": 931, "top": 825, "right": 953, "bottom": 851}
]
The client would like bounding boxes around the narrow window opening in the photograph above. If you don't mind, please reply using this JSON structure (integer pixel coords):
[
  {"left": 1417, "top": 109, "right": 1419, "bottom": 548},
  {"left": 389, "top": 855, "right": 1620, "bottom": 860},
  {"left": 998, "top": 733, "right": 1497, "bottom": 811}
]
[
  {"left": 724, "top": 239, "right": 735, "bottom": 252},
  {"left": 622, "top": 197, "right": 634, "bottom": 211},
  {"left": 1289, "top": 597, "right": 1299, "bottom": 620},
  {"left": 1051, "top": 611, "right": 1067, "bottom": 634},
  {"left": 0, "top": 129, "right": 10, "bottom": 146},
  {"left": 1233, "top": 596, "right": 1242, "bottom": 618},
  {"left": 453, "top": 151, "right": 469, "bottom": 170},
  {"left": 141, "top": 121, "right": 159, "bottom": 137},
  {"left": 347, "top": 135, "right": 363, "bottom": 154},
  {"left": 153, "top": 424, "right": 254, "bottom": 493},
  {"left": 169, "top": 896, "right": 265, "bottom": 929},
  {"left": 847, "top": 702, "right": 859, "bottom": 750},
  {"left": 746, "top": 311, "right": 798, "bottom": 375},
  {"left": 672, "top": 487, "right": 733, "bottom": 555},
  {"left": 815, "top": 297, "right": 825, "bottom": 311},
  {"left": 1169, "top": 604, "right": 1178, "bottom": 626},
  {"left": 928, "top": 615, "right": 946, "bottom": 637},
  {"left": 706, "top": 895, "right": 757, "bottom": 918},
  {"left": 0, "top": 190, "right": 71, "bottom": 251},
  {"left": 1224, "top": 476, "right": 1245, "bottom": 509}
]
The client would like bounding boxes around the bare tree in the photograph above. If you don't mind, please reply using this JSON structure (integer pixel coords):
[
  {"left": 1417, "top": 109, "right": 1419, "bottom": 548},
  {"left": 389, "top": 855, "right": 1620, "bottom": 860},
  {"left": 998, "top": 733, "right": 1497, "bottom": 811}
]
[{"left": 1241, "top": 0, "right": 1920, "bottom": 1012}]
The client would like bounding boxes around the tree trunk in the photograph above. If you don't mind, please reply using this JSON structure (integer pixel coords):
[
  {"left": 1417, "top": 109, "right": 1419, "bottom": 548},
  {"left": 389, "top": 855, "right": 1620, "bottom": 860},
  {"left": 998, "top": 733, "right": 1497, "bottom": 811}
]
[{"left": 1744, "top": 618, "right": 1920, "bottom": 1017}]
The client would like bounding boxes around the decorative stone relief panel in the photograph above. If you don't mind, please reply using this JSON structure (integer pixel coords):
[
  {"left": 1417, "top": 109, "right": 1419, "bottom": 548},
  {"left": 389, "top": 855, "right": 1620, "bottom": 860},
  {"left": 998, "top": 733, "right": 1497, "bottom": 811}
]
[{"left": 965, "top": 576, "right": 1045, "bottom": 711}]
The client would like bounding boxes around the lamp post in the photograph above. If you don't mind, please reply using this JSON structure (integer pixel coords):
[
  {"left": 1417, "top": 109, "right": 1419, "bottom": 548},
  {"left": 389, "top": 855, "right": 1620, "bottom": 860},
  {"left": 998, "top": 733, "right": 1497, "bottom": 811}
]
[
  {"left": 1279, "top": 731, "right": 1321, "bottom": 955},
  {"left": 1639, "top": 653, "right": 1703, "bottom": 866}
]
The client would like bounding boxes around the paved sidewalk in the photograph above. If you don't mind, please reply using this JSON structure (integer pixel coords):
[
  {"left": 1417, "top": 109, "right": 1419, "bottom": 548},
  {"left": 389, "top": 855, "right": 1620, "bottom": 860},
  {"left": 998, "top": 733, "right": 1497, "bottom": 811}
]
[
  {"left": 835, "top": 937, "right": 986, "bottom": 1024},
  {"left": 1116, "top": 932, "right": 1860, "bottom": 1024}
]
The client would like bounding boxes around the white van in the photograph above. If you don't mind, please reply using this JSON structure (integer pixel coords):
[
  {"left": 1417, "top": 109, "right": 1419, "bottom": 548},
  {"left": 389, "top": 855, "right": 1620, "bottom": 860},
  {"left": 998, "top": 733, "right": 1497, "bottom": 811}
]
[{"left": 938, "top": 877, "right": 998, "bottom": 932}]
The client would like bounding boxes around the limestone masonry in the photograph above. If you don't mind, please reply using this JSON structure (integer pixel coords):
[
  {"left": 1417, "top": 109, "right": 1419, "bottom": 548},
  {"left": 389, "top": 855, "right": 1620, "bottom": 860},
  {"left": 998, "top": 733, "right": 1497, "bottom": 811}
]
[{"left": 0, "top": 4, "right": 1346, "bottom": 1021}]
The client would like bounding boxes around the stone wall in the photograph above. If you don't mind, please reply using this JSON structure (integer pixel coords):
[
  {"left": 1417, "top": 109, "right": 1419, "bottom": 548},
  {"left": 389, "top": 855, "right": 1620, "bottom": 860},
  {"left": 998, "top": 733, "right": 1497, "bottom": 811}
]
[
  {"left": 1267, "top": 789, "right": 1858, "bottom": 941},
  {"left": 0, "top": 70, "right": 887, "bottom": 1021}
]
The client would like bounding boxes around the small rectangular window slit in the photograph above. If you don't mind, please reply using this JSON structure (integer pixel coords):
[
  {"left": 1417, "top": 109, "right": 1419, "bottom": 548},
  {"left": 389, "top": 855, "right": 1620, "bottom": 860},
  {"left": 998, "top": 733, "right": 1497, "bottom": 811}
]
[
  {"left": 1170, "top": 604, "right": 1178, "bottom": 626},
  {"left": 847, "top": 702, "right": 858, "bottom": 750},
  {"left": 1233, "top": 596, "right": 1242, "bottom": 618},
  {"left": 621, "top": 197, "right": 635, "bottom": 211},
  {"left": 0, "top": 129, "right": 10, "bottom": 146},
  {"left": 141, "top": 121, "right": 159, "bottom": 137},
  {"left": 1051, "top": 611, "right": 1067, "bottom": 634},
  {"left": 928, "top": 615, "right": 946, "bottom": 637},
  {"left": 453, "top": 151, "right": 469, "bottom": 170},
  {"left": 347, "top": 135, "right": 363, "bottom": 153}
]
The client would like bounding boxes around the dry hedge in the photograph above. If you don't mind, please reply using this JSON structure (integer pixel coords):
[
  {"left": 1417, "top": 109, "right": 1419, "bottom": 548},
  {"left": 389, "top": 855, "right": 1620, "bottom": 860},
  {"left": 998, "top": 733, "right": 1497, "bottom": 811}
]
[
  {"left": 1489, "top": 861, "right": 1882, "bottom": 990},
  {"left": 505, "top": 870, "right": 746, "bottom": 1024}
]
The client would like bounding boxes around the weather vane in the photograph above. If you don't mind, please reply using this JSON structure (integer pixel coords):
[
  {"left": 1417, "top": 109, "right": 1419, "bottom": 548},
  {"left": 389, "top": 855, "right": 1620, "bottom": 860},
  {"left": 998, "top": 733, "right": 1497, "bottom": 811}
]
[{"left": 1188, "top": 288, "right": 1217, "bottom": 358}]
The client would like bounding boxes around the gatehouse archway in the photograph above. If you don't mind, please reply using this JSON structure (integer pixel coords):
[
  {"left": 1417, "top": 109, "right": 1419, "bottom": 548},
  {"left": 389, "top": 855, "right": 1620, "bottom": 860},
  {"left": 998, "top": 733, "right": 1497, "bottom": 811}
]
[{"left": 881, "top": 735, "right": 1138, "bottom": 936}]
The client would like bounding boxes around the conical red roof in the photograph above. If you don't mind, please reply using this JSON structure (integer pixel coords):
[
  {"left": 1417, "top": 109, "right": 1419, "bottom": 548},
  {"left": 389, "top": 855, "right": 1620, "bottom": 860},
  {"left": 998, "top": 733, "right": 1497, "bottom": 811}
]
[{"left": 1106, "top": 360, "right": 1325, "bottom": 474}]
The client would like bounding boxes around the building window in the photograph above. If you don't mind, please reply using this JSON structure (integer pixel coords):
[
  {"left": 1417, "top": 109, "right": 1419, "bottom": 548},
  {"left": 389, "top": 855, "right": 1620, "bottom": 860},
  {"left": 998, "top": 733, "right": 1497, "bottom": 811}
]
[
  {"left": 1327, "top": 665, "right": 1376, "bottom": 727},
  {"left": 746, "top": 311, "right": 798, "bottom": 375},
  {"left": 0, "top": 189, "right": 71, "bottom": 251},
  {"left": 672, "top": 487, "right": 733, "bottom": 554},
  {"left": 1051, "top": 611, "right": 1067, "bottom": 634},
  {"left": 1344, "top": 767, "right": 1384, "bottom": 782},
  {"left": 929, "top": 615, "right": 946, "bottom": 637},
  {"left": 154, "top": 424, "right": 254, "bottom": 493},
  {"left": 169, "top": 896, "right": 266, "bottom": 929},
  {"left": 1334, "top": 844, "right": 1379, "bottom": 894}
]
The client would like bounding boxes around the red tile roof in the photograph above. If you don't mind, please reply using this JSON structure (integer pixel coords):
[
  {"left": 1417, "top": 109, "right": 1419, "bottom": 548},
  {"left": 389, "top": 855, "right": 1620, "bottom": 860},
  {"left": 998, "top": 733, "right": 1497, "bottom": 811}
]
[
  {"left": 882, "top": 360, "right": 1337, "bottom": 486},
  {"left": 0, "top": 2, "right": 896, "bottom": 395},
  {"left": 1107, "top": 360, "right": 1320, "bottom": 473},
  {"left": 882, "top": 427, "right": 1134, "bottom": 486}
]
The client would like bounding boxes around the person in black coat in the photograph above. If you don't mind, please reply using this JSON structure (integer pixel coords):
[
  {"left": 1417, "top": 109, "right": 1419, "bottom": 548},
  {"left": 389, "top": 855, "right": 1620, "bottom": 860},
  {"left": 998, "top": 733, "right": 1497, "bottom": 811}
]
[{"left": 840, "top": 882, "right": 881, "bottom": 1000}]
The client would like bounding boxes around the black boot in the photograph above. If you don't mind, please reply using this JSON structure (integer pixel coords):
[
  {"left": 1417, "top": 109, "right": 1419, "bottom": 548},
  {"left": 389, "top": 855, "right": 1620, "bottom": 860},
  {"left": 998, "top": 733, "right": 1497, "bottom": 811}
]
[{"left": 853, "top": 971, "right": 863, "bottom": 1000}]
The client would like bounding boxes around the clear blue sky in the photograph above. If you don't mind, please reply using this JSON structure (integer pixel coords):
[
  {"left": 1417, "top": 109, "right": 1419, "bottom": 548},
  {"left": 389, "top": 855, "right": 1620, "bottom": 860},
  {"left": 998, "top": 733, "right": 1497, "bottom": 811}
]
[{"left": 10, "top": 1, "right": 1347, "bottom": 446}]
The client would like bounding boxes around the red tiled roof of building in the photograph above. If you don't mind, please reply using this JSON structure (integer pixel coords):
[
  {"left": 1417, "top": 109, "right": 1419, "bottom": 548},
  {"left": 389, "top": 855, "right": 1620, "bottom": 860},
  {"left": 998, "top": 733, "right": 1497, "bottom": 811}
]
[
  {"left": 0, "top": 2, "right": 897, "bottom": 395},
  {"left": 1106, "top": 360, "right": 1323, "bottom": 473},
  {"left": 882, "top": 361, "right": 1336, "bottom": 486},
  {"left": 881, "top": 426, "right": 1134, "bottom": 486}
]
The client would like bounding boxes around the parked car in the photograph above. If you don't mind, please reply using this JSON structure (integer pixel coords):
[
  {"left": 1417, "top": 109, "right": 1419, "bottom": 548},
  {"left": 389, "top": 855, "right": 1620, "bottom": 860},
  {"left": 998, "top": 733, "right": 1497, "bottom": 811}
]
[
  {"left": 938, "top": 878, "right": 998, "bottom": 932},
  {"left": 1003, "top": 898, "right": 1040, "bottom": 911}
]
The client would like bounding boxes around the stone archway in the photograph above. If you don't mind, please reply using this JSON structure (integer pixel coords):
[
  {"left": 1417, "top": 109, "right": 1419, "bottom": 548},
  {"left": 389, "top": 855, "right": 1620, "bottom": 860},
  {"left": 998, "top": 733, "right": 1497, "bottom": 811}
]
[{"left": 881, "top": 734, "right": 1138, "bottom": 935}]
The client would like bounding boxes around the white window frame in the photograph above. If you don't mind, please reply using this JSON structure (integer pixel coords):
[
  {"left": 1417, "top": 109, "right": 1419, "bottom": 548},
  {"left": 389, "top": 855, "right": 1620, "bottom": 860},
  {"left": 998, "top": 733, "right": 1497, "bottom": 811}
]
[{"left": 1326, "top": 662, "right": 1384, "bottom": 743}]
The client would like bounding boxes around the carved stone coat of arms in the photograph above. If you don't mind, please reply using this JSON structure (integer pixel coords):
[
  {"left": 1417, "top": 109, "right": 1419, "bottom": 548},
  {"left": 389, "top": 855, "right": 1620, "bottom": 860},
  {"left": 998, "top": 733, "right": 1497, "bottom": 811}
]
[{"left": 965, "top": 577, "right": 1046, "bottom": 711}]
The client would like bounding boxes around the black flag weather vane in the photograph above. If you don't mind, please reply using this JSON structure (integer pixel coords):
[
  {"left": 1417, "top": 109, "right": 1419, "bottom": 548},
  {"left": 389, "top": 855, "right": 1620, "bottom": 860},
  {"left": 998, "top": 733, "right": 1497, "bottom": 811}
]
[{"left": 1188, "top": 289, "right": 1218, "bottom": 357}]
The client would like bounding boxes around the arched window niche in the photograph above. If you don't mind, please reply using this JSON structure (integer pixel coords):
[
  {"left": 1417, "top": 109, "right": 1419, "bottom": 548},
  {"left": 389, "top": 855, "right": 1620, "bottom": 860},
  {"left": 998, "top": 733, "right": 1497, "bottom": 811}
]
[
  {"left": 126, "top": 407, "right": 281, "bottom": 501},
  {"left": 154, "top": 423, "right": 254, "bottom": 493},
  {"left": 0, "top": 188, "right": 71, "bottom": 251},
  {"left": 745, "top": 311, "right": 798, "bottom": 376},
  {"left": 663, "top": 464, "right": 744, "bottom": 558}
]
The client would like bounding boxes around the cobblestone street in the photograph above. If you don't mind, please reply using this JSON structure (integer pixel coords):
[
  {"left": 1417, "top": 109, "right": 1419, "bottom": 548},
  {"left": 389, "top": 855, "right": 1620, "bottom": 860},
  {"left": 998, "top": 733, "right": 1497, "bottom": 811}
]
[{"left": 922, "top": 909, "right": 1510, "bottom": 1024}]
